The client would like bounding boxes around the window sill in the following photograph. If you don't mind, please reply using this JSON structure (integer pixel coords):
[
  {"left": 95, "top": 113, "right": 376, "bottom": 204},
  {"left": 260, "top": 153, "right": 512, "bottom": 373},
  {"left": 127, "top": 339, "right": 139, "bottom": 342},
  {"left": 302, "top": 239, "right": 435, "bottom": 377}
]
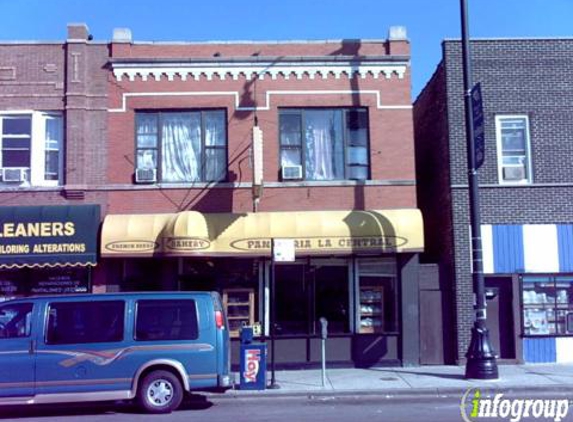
[
  {"left": 521, "top": 334, "right": 573, "bottom": 338},
  {"left": 0, "top": 185, "right": 62, "bottom": 192},
  {"left": 499, "top": 181, "right": 532, "bottom": 186},
  {"left": 266, "top": 179, "right": 415, "bottom": 188},
  {"left": 119, "top": 179, "right": 416, "bottom": 190}
]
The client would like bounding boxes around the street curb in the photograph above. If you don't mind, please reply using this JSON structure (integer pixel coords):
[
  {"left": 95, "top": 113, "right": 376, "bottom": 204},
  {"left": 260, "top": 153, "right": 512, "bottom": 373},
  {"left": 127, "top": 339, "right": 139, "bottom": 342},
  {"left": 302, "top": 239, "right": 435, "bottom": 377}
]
[{"left": 204, "top": 384, "right": 573, "bottom": 401}]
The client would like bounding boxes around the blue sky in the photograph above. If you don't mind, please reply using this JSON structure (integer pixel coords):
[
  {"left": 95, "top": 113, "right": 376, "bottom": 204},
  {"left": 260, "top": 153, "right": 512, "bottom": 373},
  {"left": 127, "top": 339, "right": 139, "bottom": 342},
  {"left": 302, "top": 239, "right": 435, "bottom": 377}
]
[{"left": 2, "top": 0, "right": 572, "bottom": 97}]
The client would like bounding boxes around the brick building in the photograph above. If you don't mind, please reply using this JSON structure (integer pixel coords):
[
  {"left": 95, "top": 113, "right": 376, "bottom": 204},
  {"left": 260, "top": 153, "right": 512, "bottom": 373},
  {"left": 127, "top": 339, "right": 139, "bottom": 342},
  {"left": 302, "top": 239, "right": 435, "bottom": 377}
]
[
  {"left": 0, "top": 24, "right": 430, "bottom": 368},
  {"left": 0, "top": 24, "right": 107, "bottom": 298},
  {"left": 414, "top": 38, "right": 573, "bottom": 365},
  {"left": 101, "top": 25, "right": 428, "bottom": 368}
]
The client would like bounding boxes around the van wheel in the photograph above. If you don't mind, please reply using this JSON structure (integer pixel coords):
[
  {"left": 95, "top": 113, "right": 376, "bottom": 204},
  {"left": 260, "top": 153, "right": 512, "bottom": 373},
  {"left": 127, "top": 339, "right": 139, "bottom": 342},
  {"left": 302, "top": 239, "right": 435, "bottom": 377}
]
[{"left": 137, "top": 370, "right": 183, "bottom": 414}]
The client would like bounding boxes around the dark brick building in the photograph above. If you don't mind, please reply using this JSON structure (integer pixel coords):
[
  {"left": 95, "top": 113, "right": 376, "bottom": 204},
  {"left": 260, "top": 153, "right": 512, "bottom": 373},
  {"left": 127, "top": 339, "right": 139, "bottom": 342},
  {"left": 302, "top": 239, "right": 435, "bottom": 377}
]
[
  {"left": 414, "top": 38, "right": 573, "bottom": 365},
  {"left": 0, "top": 24, "right": 108, "bottom": 296}
]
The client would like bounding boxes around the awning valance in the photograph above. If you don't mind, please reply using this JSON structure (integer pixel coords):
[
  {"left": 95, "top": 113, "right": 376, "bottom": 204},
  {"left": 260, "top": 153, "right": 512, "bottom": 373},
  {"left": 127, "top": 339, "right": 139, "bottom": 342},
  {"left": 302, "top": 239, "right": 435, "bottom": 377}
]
[
  {"left": 0, "top": 205, "right": 100, "bottom": 269},
  {"left": 101, "top": 209, "right": 423, "bottom": 258}
]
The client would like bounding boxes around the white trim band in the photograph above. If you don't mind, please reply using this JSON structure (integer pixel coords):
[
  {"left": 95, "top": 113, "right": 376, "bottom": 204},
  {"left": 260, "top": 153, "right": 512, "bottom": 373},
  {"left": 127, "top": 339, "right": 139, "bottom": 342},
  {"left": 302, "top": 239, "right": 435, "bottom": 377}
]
[{"left": 109, "top": 89, "right": 412, "bottom": 113}]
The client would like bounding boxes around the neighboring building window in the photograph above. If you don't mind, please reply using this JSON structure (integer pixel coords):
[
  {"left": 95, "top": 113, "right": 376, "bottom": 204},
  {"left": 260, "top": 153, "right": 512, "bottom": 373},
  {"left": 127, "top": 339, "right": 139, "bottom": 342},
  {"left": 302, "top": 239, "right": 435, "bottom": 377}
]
[
  {"left": 522, "top": 275, "right": 573, "bottom": 336},
  {"left": 135, "top": 299, "right": 199, "bottom": 341},
  {"left": 0, "top": 112, "right": 63, "bottom": 187},
  {"left": 46, "top": 301, "right": 125, "bottom": 344},
  {"left": 495, "top": 115, "right": 532, "bottom": 184},
  {"left": 135, "top": 110, "right": 227, "bottom": 183},
  {"left": 279, "top": 108, "right": 370, "bottom": 181}
]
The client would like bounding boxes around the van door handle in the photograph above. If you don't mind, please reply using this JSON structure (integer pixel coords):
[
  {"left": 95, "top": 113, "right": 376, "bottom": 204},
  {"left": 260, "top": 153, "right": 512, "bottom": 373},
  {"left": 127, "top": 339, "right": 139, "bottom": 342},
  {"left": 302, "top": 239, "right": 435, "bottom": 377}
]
[{"left": 29, "top": 340, "right": 36, "bottom": 354}]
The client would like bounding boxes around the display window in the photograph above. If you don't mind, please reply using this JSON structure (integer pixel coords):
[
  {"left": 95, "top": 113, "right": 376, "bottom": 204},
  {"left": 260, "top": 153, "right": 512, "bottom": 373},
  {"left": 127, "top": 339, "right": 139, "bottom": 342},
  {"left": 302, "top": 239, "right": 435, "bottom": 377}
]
[
  {"left": 179, "top": 258, "right": 260, "bottom": 338},
  {"left": 521, "top": 275, "right": 573, "bottom": 336},
  {"left": 357, "top": 258, "right": 398, "bottom": 334}
]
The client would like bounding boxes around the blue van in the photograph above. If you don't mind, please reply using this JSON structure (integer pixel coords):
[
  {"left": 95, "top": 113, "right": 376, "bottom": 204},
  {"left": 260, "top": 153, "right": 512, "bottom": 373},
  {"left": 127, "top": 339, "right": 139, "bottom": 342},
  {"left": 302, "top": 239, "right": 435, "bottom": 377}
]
[{"left": 0, "top": 292, "right": 231, "bottom": 413}]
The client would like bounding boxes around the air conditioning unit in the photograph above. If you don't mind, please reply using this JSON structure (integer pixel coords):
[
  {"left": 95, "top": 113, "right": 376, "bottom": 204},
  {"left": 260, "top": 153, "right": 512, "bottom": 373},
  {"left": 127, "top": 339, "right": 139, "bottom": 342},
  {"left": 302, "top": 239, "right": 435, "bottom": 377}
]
[
  {"left": 281, "top": 164, "right": 303, "bottom": 180},
  {"left": 2, "top": 168, "right": 27, "bottom": 183},
  {"left": 503, "top": 166, "right": 526, "bottom": 181},
  {"left": 135, "top": 168, "right": 157, "bottom": 183}
]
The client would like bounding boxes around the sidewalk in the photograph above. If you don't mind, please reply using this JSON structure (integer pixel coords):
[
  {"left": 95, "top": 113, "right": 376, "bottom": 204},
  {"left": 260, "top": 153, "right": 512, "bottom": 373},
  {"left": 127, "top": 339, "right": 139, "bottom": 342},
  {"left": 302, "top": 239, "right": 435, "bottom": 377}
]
[{"left": 221, "top": 364, "right": 573, "bottom": 399}]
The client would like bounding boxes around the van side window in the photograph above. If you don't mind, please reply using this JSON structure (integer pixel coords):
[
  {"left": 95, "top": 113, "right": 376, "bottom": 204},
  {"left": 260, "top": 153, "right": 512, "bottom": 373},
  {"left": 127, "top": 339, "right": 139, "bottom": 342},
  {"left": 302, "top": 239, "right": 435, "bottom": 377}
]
[
  {"left": 47, "top": 301, "right": 125, "bottom": 345},
  {"left": 135, "top": 299, "right": 199, "bottom": 341},
  {"left": 0, "top": 303, "right": 33, "bottom": 339}
]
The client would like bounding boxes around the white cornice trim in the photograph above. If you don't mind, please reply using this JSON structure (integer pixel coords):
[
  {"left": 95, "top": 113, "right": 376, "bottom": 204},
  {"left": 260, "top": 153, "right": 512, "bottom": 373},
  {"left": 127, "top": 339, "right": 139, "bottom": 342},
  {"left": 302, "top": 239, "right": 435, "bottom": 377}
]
[
  {"left": 108, "top": 89, "right": 412, "bottom": 113},
  {"left": 111, "top": 61, "right": 408, "bottom": 82}
]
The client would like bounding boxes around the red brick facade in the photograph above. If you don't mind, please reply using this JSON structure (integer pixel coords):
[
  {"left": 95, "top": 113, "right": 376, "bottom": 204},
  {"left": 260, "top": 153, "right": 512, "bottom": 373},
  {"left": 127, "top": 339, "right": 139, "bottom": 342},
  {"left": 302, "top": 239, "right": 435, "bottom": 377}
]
[
  {"left": 0, "top": 25, "right": 424, "bottom": 367},
  {"left": 106, "top": 37, "right": 415, "bottom": 214}
]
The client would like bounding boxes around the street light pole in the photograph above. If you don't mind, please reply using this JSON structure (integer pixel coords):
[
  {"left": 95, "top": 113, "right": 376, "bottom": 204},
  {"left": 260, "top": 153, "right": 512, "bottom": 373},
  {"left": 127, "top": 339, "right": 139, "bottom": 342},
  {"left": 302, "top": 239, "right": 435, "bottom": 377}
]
[{"left": 460, "top": 0, "right": 499, "bottom": 380}]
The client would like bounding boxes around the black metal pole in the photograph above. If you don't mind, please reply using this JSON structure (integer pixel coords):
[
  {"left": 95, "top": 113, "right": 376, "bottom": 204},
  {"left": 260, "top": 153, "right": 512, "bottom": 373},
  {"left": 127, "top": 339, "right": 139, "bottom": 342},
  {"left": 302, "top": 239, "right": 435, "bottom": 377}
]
[
  {"left": 268, "top": 244, "right": 279, "bottom": 388},
  {"left": 460, "top": 0, "right": 499, "bottom": 379}
]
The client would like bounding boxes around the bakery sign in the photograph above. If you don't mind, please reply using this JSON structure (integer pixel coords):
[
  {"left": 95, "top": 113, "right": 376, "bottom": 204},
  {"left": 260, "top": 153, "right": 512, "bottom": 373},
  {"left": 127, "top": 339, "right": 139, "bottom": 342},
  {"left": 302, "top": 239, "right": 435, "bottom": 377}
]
[{"left": 229, "top": 235, "right": 407, "bottom": 254}]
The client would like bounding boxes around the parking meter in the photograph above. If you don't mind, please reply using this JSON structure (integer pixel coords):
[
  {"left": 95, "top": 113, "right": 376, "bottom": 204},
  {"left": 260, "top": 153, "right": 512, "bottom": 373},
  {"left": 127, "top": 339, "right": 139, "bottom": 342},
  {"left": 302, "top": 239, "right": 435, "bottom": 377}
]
[
  {"left": 319, "top": 317, "right": 328, "bottom": 387},
  {"left": 319, "top": 317, "right": 328, "bottom": 339}
]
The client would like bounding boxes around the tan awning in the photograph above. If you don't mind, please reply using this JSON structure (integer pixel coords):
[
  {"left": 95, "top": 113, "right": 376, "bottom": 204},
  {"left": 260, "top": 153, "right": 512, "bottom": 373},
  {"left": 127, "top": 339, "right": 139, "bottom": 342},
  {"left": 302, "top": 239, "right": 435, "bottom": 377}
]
[
  {"left": 101, "top": 209, "right": 424, "bottom": 257},
  {"left": 101, "top": 213, "right": 174, "bottom": 256}
]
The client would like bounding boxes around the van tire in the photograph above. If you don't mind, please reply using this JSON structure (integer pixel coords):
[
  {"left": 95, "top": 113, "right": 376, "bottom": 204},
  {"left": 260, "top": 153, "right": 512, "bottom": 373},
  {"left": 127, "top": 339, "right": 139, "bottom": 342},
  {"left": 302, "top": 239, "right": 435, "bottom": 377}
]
[{"left": 137, "top": 370, "right": 183, "bottom": 414}]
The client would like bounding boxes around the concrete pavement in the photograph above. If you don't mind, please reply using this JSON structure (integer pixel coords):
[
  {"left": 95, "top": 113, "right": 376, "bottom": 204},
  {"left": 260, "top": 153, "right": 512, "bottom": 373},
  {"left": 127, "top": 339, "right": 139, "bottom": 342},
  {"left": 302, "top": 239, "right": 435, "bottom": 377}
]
[{"left": 219, "top": 364, "right": 573, "bottom": 398}]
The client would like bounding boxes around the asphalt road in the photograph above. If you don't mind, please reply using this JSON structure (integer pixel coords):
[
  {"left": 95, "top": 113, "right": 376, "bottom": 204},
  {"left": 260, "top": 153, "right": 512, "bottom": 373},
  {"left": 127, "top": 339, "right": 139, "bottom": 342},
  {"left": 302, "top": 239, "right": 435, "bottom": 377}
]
[{"left": 0, "top": 393, "right": 512, "bottom": 422}]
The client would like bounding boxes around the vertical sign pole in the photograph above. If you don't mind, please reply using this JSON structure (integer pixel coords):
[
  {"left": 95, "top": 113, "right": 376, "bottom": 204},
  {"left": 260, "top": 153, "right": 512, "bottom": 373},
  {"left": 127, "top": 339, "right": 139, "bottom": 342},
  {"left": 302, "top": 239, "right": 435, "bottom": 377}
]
[
  {"left": 268, "top": 239, "right": 280, "bottom": 389},
  {"left": 460, "top": 0, "right": 498, "bottom": 380}
]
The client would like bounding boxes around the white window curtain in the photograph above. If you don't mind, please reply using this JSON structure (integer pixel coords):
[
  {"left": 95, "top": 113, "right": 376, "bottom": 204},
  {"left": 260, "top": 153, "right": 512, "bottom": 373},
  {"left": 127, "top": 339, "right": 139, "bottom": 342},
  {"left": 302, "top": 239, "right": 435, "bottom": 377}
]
[
  {"left": 304, "top": 110, "right": 345, "bottom": 180},
  {"left": 161, "top": 113, "right": 200, "bottom": 182},
  {"left": 305, "top": 111, "right": 334, "bottom": 180}
]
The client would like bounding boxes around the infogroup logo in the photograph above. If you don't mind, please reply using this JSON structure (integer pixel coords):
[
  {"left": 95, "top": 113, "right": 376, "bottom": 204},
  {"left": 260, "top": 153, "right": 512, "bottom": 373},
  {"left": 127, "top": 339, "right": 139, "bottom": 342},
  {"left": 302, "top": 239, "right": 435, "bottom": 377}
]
[{"left": 460, "top": 388, "right": 570, "bottom": 422}]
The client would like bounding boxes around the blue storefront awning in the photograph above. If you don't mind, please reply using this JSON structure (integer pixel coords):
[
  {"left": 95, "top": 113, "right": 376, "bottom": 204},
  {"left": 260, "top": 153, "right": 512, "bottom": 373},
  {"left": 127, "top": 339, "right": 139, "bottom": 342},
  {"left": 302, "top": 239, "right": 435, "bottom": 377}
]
[{"left": 0, "top": 205, "right": 100, "bottom": 269}]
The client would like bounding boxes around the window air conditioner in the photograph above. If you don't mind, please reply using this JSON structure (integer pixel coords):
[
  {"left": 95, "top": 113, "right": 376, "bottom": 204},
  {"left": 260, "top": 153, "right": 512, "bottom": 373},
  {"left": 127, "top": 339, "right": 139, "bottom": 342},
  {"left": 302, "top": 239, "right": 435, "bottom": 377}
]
[
  {"left": 281, "top": 164, "right": 303, "bottom": 180},
  {"left": 503, "top": 166, "right": 526, "bottom": 181},
  {"left": 2, "top": 168, "right": 27, "bottom": 183},
  {"left": 135, "top": 168, "right": 157, "bottom": 183}
]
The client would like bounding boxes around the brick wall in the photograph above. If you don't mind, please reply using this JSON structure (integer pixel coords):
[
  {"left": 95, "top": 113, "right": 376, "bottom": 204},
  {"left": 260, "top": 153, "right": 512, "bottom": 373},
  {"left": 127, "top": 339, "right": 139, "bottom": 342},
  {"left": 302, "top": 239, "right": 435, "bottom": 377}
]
[
  {"left": 417, "top": 38, "right": 573, "bottom": 361},
  {"left": 107, "top": 39, "right": 416, "bottom": 214},
  {"left": 0, "top": 28, "right": 109, "bottom": 211}
]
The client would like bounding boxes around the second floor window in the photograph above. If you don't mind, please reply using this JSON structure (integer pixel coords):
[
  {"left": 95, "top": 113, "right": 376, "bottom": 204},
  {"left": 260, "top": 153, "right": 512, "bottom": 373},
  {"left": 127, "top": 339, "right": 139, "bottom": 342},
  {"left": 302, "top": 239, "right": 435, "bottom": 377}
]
[
  {"left": 279, "top": 108, "right": 370, "bottom": 181},
  {"left": 496, "top": 115, "right": 532, "bottom": 184},
  {"left": 0, "top": 112, "right": 63, "bottom": 187},
  {"left": 135, "top": 110, "right": 227, "bottom": 183}
]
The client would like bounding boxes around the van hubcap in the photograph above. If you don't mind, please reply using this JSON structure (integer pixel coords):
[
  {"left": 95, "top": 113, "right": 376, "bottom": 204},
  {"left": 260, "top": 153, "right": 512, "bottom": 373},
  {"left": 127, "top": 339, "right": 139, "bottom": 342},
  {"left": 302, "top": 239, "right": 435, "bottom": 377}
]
[{"left": 147, "top": 379, "right": 173, "bottom": 406}]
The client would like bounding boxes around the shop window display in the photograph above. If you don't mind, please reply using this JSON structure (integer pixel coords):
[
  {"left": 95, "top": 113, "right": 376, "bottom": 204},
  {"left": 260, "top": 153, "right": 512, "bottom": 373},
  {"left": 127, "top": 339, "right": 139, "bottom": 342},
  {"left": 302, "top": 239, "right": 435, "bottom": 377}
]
[
  {"left": 357, "top": 258, "right": 398, "bottom": 334},
  {"left": 522, "top": 275, "right": 573, "bottom": 336}
]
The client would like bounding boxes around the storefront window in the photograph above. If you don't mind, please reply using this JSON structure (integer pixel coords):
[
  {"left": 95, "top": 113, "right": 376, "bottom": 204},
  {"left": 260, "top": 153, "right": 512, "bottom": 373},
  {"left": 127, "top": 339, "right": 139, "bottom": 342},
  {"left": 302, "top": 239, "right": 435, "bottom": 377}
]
[
  {"left": 29, "top": 268, "right": 90, "bottom": 295},
  {"left": 0, "top": 267, "right": 90, "bottom": 300},
  {"left": 314, "top": 265, "right": 349, "bottom": 334},
  {"left": 357, "top": 258, "right": 398, "bottom": 334},
  {"left": 179, "top": 258, "right": 260, "bottom": 338},
  {"left": 275, "top": 264, "right": 308, "bottom": 335},
  {"left": 275, "top": 260, "right": 350, "bottom": 336},
  {"left": 522, "top": 275, "right": 573, "bottom": 336}
]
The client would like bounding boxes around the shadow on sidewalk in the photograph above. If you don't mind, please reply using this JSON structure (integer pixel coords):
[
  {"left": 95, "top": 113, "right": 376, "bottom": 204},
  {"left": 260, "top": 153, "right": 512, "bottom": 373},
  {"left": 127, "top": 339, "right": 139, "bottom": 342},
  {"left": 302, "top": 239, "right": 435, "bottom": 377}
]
[{"left": 369, "top": 368, "right": 466, "bottom": 381}]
